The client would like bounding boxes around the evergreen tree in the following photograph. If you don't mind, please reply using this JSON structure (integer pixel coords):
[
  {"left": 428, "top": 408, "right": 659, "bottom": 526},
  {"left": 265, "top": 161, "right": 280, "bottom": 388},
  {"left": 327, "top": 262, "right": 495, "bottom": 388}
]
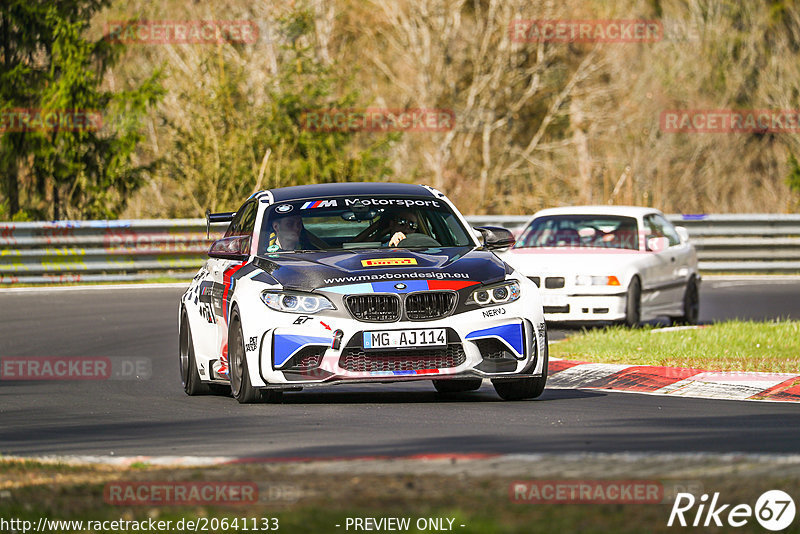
[{"left": 0, "top": 1, "right": 162, "bottom": 220}]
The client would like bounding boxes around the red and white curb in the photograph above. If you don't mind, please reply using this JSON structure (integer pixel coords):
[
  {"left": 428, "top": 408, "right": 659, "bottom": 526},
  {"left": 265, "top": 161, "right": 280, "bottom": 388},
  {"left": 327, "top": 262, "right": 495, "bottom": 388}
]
[{"left": 548, "top": 359, "right": 800, "bottom": 402}]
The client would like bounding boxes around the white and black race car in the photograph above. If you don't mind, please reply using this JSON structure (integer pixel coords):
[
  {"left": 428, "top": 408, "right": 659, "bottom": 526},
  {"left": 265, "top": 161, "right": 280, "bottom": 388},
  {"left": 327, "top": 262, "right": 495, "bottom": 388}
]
[{"left": 179, "top": 182, "right": 548, "bottom": 403}]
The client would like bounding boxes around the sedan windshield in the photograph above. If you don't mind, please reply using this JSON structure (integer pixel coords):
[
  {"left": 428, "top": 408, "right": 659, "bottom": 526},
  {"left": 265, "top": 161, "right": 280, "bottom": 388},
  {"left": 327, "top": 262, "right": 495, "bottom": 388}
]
[
  {"left": 259, "top": 196, "right": 473, "bottom": 254},
  {"left": 514, "top": 215, "right": 640, "bottom": 250}
]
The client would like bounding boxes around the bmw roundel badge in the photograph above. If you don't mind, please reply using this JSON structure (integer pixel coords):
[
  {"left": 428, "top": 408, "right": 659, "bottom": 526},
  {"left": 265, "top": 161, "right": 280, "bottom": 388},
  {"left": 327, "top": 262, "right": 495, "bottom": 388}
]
[
  {"left": 276, "top": 204, "right": 293, "bottom": 213},
  {"left": 394, "top": 283, "right": 407, "bottom": 290}
]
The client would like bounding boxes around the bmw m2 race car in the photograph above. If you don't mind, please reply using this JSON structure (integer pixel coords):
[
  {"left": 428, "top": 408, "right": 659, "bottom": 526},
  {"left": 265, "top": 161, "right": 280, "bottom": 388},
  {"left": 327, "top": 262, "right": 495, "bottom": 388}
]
[{"left": 179, "top": 182, "right": 548, "bottom": 403}]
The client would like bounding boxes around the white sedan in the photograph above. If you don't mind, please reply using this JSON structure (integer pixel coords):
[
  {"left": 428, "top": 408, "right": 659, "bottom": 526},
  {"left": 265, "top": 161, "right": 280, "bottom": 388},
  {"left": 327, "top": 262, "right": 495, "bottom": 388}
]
[{"left": 497, "top": 206, "right": 699, "bottom": 325}]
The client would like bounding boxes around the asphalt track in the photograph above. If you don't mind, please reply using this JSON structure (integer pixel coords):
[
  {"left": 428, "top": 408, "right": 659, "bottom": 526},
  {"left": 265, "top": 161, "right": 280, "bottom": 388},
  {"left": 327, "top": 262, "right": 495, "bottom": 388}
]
[{"left": 0, "top": 278, "right": 798, "bottom": 459}]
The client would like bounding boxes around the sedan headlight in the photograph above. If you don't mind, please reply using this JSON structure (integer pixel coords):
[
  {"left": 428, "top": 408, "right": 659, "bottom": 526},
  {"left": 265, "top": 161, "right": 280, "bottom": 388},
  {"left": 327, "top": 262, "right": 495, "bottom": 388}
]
[
  {"left": 469, "top": 280, "right": 521, "bottom": 306},
  {"left": 261, "top": 291, "right": 335, "bottom": 314},
  {"left": 575, "top": 275, "right": 621, "bottom": 286}
]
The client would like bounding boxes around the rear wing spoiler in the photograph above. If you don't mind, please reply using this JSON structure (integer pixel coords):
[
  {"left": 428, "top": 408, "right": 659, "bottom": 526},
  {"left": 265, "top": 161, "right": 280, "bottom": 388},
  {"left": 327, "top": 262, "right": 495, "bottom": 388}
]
[{"left": 206, "top": 209, "right": 235, "bottom": 238}]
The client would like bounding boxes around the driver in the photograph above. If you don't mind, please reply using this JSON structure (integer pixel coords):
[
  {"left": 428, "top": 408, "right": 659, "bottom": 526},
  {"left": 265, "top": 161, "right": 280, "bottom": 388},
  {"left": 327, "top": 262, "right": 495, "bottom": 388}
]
[
  {"left": 270, "top": 215, "right": 322, "bottom": 250},
  {"left": 386, "top": 210, "right": 421, "bottom": 247}
]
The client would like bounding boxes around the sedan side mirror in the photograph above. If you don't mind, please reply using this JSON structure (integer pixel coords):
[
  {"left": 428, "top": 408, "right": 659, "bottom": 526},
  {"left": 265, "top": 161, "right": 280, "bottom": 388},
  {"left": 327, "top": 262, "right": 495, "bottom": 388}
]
[
  {"left": 646, "top": 236, "right": 669, "bottom": 253},
  {"left": 209, "top": 235, "right": 251, "bottom": 261},
  {"left": 473, "top": 226, "right": 516, "bottom": 250},
  {"left": 675, "top": 226, "right": 690, "bottom": 243}
]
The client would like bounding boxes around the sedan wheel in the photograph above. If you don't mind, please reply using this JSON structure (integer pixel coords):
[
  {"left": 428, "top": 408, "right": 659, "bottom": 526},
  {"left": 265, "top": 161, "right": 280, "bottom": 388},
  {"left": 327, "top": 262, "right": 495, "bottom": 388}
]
[
  {"left": 624, "top": 277, "right": 642, "bottom": 327},
  {"left": 675, "top": 277, "right": 700, "bottom": 325}
]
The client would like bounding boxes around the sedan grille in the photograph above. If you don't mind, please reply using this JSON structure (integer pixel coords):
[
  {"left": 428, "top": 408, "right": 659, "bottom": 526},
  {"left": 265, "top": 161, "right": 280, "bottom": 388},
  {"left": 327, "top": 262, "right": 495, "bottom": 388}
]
[
  {"left": 545, "top": 276, "right": 565, "bottom": 289},
  {"left": 405, "top": 291, "right": 456, "bottom": 320},
  {"left": 345, "top": 295, "right": 400, "bottom": 322},
  {"left": 338, "top": 345, "right": 466, "bottom": 373}
]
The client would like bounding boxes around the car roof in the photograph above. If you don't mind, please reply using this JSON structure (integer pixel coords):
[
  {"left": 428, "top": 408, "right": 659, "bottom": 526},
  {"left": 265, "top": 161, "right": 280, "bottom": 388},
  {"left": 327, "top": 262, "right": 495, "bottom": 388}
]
[
  {"left": 262, "top": 182, "right": 437, "bottom": 202},
  {"left": 532, "top": 205, "right": 663, "bottom": 218}
]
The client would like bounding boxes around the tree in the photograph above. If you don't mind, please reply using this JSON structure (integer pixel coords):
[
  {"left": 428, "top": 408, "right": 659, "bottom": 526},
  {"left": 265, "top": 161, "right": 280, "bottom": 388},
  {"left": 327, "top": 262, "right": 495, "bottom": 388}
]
[
  {"left": 154, "top": 9, "right": 396, "bottom": 215},
  {"left": 0, "top": 1, "right": 162, "bottom": 220},
  {"left": 0, "top": 1, "right": 52, "bottom": 219},
  {"left": 788, "top": 153, "right": 800, "bottom": 208}
]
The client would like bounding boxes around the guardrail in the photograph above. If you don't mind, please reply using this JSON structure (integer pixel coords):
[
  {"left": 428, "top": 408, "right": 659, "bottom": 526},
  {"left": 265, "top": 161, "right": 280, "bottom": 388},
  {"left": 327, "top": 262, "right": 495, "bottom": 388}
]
[
  {"left": 0, "top": 219, "right": 219, "bottom": 285},
  {"left": 1, "top": 214, "right": 799, "bottom": 284},
  {"left": 470, "top": 214, "right": 800, "bottom": 273}
]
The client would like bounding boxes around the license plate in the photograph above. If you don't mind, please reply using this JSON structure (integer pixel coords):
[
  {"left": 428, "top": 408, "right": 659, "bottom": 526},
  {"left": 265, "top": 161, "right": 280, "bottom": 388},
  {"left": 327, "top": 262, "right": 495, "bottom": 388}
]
[
  {"left": 541, "top": 294, "right": 568, "bottom": 307},
  {"left": 363, "top": 329, "right": 447, "bottom": 349}
]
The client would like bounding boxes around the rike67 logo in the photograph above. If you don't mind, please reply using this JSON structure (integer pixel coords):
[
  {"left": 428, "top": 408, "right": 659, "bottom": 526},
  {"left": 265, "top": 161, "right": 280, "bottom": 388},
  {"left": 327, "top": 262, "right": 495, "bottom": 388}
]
[{"left": 668, "top": 490, "right": 795, "bottom": 531}]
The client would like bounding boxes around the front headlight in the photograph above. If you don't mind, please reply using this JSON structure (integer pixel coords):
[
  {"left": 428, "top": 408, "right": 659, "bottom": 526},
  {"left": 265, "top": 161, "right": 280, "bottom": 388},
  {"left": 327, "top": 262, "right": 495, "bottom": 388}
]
[
  {"left": 575, "top": 275, "right": 621, "bottom": 286},
  {"left": 261, "top": 291, "right": 335, "bottom": 314},
  {"left": 469, "top": 280, "right": 521, "bottom": 306}
]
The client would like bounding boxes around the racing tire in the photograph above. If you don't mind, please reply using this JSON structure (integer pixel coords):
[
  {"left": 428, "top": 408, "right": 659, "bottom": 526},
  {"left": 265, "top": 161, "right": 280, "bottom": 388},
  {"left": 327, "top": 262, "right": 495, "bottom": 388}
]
[
  {"left": 624, "top": 276, "right": 642, "bottom": 327},
  {"left": 492, "top": 338, "right": 548, "bottom": 401},
  {"left": 433, "top": 378, "right": 483, "bottom": 394},
  {"left": 209, "top": 383, "right": 232, "bottom": 396},
  {"left": 674, "top": 277, "right": 700, "bottom": 325},
  {"left": 229, "top": 312, "right": 263, "bottom": 404},
  {"left": 260, "top": 388, "right": 284, "bottom": 404},
  {"left": 180, "top": 311, "right": 210, "bottom": 396}
]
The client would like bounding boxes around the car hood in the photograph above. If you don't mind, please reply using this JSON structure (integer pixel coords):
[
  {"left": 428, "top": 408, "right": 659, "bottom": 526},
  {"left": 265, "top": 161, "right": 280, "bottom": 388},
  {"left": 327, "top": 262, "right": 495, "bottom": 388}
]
[
  {"left": 253, "top": 247, "right": 508, "bottom": 291},
  {"left": 498, "top": 247, "right": 647, "bottom": 274}
]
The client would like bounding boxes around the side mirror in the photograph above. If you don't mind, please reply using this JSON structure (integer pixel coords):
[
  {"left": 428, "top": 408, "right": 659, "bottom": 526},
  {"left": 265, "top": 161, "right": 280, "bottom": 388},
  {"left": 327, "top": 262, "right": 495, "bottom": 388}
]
[
  {"left": 473, "top": 226, "right": 516, "bottom": 250},
  {"left": 209, "top": 235, "right": 251, "bottom": 261},
  {"left": 646, "top": 236, "right": 669, "bottom": 253},
  {"left": 675, "top": 226, "right": 689, "bottom": 243}
]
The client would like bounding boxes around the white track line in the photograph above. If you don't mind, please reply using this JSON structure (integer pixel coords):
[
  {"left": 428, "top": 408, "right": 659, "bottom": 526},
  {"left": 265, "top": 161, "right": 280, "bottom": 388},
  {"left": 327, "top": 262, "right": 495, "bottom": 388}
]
[
  {"left": 0, "top": 283, "right": 189, "bottom": 293},
  {"left": 4, "top": 452, "right": 800, "bottom": 468}
]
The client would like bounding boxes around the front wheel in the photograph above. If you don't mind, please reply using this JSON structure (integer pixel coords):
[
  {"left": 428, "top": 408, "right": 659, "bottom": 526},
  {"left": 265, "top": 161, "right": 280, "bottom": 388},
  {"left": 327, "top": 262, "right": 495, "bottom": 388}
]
[
  {"left": 180, "top": 312, "right": 210, "bottom": 396},
  {"left": 229, "top": 312, "right": 283, "bottom": 404},
  {"left": 624, "top": 277, "right": 642, "bottom": 327},
  {"left": 229, "top": 313, "right": 262, "bottom": 404},
  {"left": 492, "top": 334, "right": 548, "bottom": 401},
  {"left": 674, "top": 277, "right": 699, "bottom": 325}
]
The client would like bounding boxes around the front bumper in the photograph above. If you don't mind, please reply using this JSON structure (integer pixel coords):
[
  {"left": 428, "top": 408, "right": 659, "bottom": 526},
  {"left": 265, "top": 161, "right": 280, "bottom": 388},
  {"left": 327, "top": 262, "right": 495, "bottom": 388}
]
[
  {"left": 539, "top": 291, "right": 627, "bottom": 322},
  {"left": 252, "top": 314, "right": 547, "bottom": 388}
]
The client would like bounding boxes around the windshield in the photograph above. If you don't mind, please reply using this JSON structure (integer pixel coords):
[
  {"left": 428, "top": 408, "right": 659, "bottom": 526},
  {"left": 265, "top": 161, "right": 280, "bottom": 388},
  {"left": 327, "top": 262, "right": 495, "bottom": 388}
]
[
  {"left": 258, "top": 196, "right": 473, "bottom": 254},
  {"left": 514, "top": 215, "right": 640, "bottom": 250}
]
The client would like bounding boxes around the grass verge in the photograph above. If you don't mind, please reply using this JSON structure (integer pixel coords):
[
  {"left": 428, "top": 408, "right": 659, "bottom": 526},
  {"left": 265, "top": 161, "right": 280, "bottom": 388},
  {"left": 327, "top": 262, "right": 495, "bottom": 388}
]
[
  {"left": 1, "top": 460, "right": 798, "bottom": 534},
  {"left": 550, "top": 320, "right": 800, "bottom": 373}
]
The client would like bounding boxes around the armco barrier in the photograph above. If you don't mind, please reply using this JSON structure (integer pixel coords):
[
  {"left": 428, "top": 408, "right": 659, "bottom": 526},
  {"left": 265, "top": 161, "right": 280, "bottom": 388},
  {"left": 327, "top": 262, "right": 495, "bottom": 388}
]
[
  {"left": 0, "top": 219, "right": 222, "bottom": 285},
  {"left": 469, "top": 214, "right": 800, "bottom": 273},
  {"left": 1, "top": 214, "right": 799, "bottom": 284}
]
